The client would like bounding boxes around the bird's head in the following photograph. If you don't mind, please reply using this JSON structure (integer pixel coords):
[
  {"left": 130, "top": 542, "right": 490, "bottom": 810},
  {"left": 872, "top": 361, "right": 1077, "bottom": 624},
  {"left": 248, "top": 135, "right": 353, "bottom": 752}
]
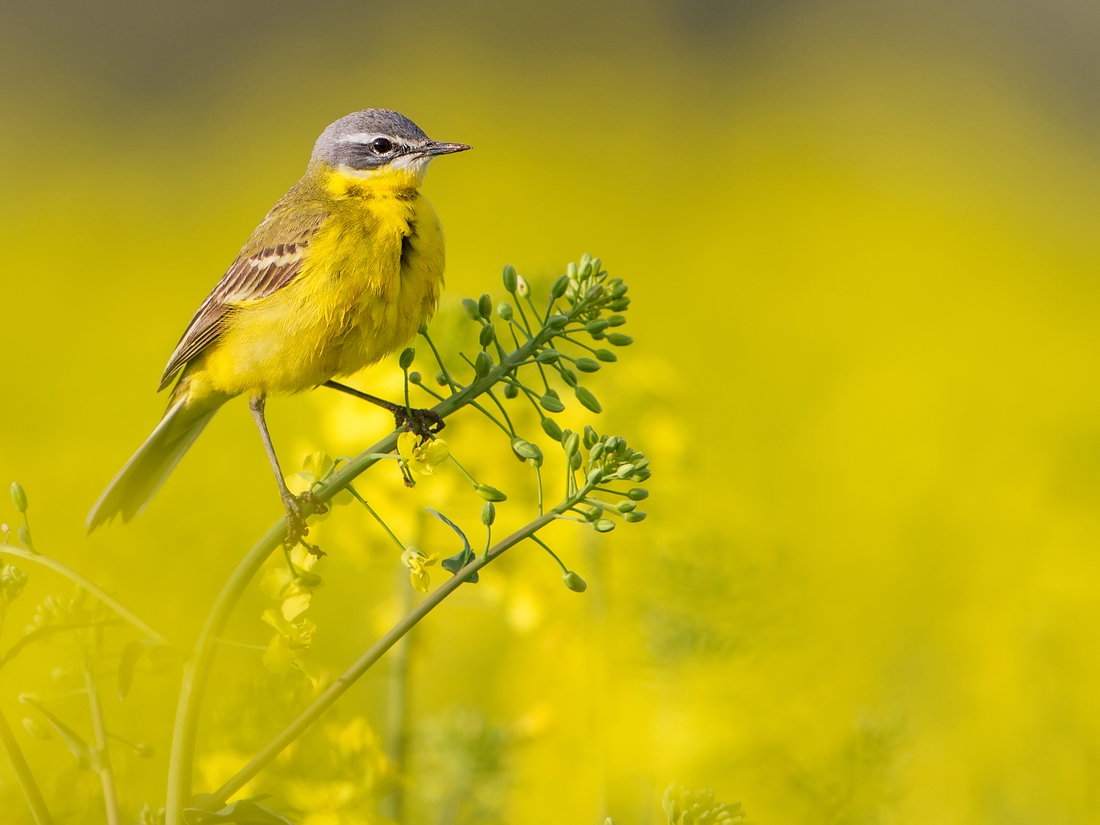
[{"left": 311, "top": 109, "right": 469, "bottom": 189}]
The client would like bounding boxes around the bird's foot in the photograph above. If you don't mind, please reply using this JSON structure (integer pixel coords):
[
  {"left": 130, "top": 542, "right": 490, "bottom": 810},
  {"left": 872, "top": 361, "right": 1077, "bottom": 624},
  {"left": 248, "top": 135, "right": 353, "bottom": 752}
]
[
  {"left": 281, "top": 490, "right": 329, "bottom": 547},
  {"left": 395, "top": 406, "right": 445, "bottom": 438}
]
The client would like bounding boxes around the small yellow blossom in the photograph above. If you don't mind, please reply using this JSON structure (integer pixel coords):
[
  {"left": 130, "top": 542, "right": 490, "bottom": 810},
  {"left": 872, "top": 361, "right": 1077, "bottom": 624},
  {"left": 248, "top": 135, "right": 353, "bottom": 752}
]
[
  {"left": 401, "top": 546, "right": 440, "bottom": 592},
  {"left": 397, "top": 432, "right": 449, "bottom": 476}
]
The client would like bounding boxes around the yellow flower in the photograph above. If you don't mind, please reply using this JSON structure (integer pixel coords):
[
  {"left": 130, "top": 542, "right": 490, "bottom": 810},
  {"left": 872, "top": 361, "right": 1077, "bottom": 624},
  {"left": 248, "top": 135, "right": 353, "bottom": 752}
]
[
  {"left": 401, "top": 546, "right": 440, "bottom": 592},
  {"left": 397, "top": 432, "right": 449, "bottom": 476}
]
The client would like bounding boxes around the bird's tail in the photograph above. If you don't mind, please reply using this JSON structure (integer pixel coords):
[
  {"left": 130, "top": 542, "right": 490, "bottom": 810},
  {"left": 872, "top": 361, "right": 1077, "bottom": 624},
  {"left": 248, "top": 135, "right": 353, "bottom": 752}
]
[{"left": 86, "top": 389, "right": 230, "bottom": 531}]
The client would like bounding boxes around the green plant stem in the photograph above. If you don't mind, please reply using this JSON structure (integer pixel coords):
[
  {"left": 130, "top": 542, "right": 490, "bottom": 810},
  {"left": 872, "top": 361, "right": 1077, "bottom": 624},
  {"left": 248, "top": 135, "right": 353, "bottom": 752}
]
[
  {"left": 529, "top": 533, "right": 569, "bottom": 573},
  {"left": 483, "top": 388, "right": 518, "bottom": 436},
  {"left": 210, "top": 508, "right": 562, "bottom": 807},
  {"left": 0, "top": 548, "right": 168, "bottom": 646},
  {"left": 379, "top": 562, "right": 414, "bottom": 823},
  {"left": 0, "top": 620, "right": 122, "bottom": 670},
  {"left": 420, "top": 329, "right": 458, "bottom": 394},
  {"left": 165, "top": 331, "right": 555, "bottom": 825},
  {"left": 347, "top": 486, "right": 406, "bottom": 553},
  {"left": 0, "top": 706, "right": 53, "bottom": 825},
  {"left": 85, "top": 653, "right": 119, "bottom": 825}
]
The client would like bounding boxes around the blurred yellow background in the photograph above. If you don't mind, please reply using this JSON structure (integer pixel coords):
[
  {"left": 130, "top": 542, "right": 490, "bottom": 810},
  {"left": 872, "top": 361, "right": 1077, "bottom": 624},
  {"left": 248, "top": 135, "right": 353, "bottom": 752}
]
[{"left": 2, "top": 1, "right": 1100, "bottom": 822}]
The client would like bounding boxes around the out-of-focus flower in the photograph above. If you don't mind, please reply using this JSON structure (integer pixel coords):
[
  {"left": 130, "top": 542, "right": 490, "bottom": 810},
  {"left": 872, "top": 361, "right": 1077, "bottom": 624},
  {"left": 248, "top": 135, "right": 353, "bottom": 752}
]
[
  {"left": 662, "top": 783, "right": 746, "bottom": 825},
  {"left": 397, "top": 432, "right": 449, "bottom": 476},
  {"left": 401, "top": 546, "right": 440, "bottom": 592}
]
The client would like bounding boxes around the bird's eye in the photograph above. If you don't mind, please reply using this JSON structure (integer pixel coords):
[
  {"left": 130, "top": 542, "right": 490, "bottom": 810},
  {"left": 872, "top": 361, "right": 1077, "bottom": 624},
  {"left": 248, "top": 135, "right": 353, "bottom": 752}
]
[{"left": 370, "top": 137, "right": 393, "bottom": 154}]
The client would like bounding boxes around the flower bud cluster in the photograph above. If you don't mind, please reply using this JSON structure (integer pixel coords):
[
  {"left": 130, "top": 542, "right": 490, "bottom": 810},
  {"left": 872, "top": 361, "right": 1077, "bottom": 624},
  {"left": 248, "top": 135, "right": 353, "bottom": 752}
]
[
  {"left": 662, "top": 783, "right": 746, "bottom": 825},
  {"left": 0, "top": 560, "right": 27, "bottom": 610},
  {"left": 562, "top": 253, "right": 631, "bottom": 321},
  {"left": 579, "top": 427, "right": 651, "bottom": 488},
  {"left": 27, "top": 590, "right": 102, "bottom": 631},
  {"left": 557, "top": 426, "right": 652, "bottom": 533}
]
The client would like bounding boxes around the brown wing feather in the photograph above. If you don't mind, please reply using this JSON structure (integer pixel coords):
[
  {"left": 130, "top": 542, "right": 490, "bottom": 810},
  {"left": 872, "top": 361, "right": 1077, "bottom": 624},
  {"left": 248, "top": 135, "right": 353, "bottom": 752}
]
[{"left": 158, "top": 236, "right": 314, "bottom": 391}]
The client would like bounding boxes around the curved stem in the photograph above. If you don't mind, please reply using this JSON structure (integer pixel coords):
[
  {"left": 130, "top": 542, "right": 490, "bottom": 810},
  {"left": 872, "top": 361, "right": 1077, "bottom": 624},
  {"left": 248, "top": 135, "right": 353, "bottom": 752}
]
[
  {"left": 210, "top": 509, "right": 560, "bottom": 806},
  {"left": 0, "top": 548, "right": 168, "bottom": 646},
  {"left": 85, "top": 648, "right": 119, "bottom": 825},
  {"left": 0, "top": 706, "right": 53, "bottom": 825},
  {"left": 165, "top": 333, "right": 553, "bottom": 824}
]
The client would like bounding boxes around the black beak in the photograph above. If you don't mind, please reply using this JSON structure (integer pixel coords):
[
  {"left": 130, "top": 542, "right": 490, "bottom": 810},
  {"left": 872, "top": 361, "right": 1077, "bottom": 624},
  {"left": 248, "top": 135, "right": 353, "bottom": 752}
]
[{"left": 425, "top": 141, "right": 471, "bottom": 156}]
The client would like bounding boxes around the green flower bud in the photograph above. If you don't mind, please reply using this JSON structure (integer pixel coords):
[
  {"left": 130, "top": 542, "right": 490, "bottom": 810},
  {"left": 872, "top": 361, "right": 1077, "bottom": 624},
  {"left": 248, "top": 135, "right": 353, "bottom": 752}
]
[
  {"left": 605, "top": 436, "right": 622, "bottom": 451},
  {"left": 408, "top": 372, "right": 422, "bottom": 386},
  {"left": 606, "top": 333, "right": 633, "bottom": 347},
  {"left": 585, "top": 319, "right": 609, "bottom": 334},
  {"left": 536, "top": 349, "right": 561, "bottom": 363},
  {"left": 294, "top": 570, "right": 323, "bottom": 587},
  {"left": 563, "top": 432, "right": 580, "bottom": 457},
  {"left": 551, "top": 275, "right": 569, "bottom": 298},
  {"left": 540, "top": 394, "right": 565, "bottom": 413},
  {"left": 503, "top": 382, "right": 518, "bottom": 399},
  {"left": 560, "top": 368, "right": 578, "bottom": 387},
  {"left": 583, "top": 425, "right": 598, "bottom": 448},
  {"left": 628, "top": 487, "right": 649, "bottom": 500},
  {"left": 17, "top": 525, "right": 32, "bottom": 550},
  {"left": 611, "top": 282, "right": 628, "bottom": 298},
  {"left": 497, "top": 302, "right": 514, "bottom": 321},
  {"left": 570, "top": 451, "right": 583, "bottom": 471},
  {"left": 589, "top": 442, "right": 605, "bottom": 460},
  {"left": 547, "top": 314, "right": 570, "bottom": 330},
  {"left": 435, "top": 371, "right": 449, "bottom": 386},
  {"left": 593, "top": 519, "right": 616, "bottom": 533},
  {"left": 462, "top": 297, "right": 480, "bottom": 320},
  {"left": 541, "top": 418, "right": 564, "bottom": 440},
  {"left": 21, "top": 718, "right": 51, "bottom": 741},
  {"left": 10, "top": 483, "right": 27, "bottom": 514},
  {"left": 634, "top": 468, "right": 652, "bottom": 482},
  {"left": 607, "top": 314, "right": 627, "bottom": 327},
  {"left": 609, "top": 297, "right": 631, "bottom": 311},
  {"left": 478, "top": 293, "right": 492, "bottom": 319},
  {"left": 481, "top": 502, "right": 496, "bottom": 526},
  {"left": 594, "top": 349, "right": 617, "bottom": 362},
  {"left": 583, "top": 506, "right": 603, "bottom": 522},
  {"left": 587, "top": 467, "right": 604, "bottom": 484},
  {"left": 503, "top": 264, "right": 518, "bottom": 292},
  {"left": 479, "top": 323, "right": 496, "bottom": 347},
  {"left": 476, "top": 485, "right": 508, "bottom": 502},
  {"left": 616, "top": 463, "right": 635, "bottom": 478},
  {"left": 617, "top": 500, "right": 637, "bottom": 513},
  {"left": 512, "top": 437, "right": 542, "bottom": 461},
  {"left": 399, "top": 348, "right": 415, "bottom": 370},
  {"left": 568, "top": 261, "right": 579, "bottom": 279},
  {"left": 516, "top": 275, "right": 529, "bottom": 298},
  {"left": 586, "top": 284, "right": 604, "bottom": 301},
  {"left": 574, "top": 357, "right": 600, "bottom": 373},
  {"left": 575, "top": 386, "right": 602, "bottom": 413},
  {"left": 624, "top": 511, "right": 647, "bottom": 523},
  {"left": 563, "top": 571, "right": 587, "bottom": 593},
  {"left": 475, "top": 351, "right": 493, "bottom": 377}
]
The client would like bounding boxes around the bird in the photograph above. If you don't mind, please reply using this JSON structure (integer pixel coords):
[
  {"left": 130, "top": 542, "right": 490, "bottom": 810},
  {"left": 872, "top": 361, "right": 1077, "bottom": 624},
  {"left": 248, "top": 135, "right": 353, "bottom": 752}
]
[{"left": 87, "top": 109, "right": 470, "bottom": 538}]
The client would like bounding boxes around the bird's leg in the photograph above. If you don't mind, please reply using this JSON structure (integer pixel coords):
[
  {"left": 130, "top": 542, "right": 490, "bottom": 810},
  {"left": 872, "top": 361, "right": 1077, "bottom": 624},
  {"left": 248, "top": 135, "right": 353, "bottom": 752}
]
[
  {"left": 322, "top": 380, "right": 445, "bottom": 437},
  {"left": 248, "top": 392, "right": 327, "bottom": 546}
]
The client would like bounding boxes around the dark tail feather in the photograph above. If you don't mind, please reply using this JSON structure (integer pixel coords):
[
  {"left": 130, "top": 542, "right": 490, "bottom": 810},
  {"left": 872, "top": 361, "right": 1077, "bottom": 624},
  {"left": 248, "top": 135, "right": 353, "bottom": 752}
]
[{"left": 86, "top": 393, "right": 227, "bottom": 531}]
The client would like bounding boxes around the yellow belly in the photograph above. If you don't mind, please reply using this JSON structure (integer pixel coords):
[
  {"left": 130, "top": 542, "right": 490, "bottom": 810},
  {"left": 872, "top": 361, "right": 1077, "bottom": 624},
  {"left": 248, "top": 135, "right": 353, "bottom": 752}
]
[{"left": 197, "top": 191, "right": 444, "bottom": 396}]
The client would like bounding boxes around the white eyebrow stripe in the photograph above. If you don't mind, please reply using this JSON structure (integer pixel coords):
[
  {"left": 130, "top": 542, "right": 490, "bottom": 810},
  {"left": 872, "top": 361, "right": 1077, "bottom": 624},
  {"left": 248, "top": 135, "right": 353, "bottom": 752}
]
[{"left": 338, "top": 132, "right": 389, "bottom": 145}]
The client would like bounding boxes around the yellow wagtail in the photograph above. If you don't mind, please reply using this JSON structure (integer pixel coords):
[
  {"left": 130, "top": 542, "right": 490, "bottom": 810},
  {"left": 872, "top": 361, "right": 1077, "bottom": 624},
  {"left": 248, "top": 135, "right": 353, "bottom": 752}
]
[{"left": 87, "top": 109, "right": 469, "bottom": 537}]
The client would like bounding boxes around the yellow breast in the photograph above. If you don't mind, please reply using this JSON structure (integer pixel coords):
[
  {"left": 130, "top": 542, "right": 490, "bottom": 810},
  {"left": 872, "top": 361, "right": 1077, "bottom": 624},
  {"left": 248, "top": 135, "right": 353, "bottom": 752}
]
[{"left": 200, "top": 167, "right": 445, "bottom": 396}]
